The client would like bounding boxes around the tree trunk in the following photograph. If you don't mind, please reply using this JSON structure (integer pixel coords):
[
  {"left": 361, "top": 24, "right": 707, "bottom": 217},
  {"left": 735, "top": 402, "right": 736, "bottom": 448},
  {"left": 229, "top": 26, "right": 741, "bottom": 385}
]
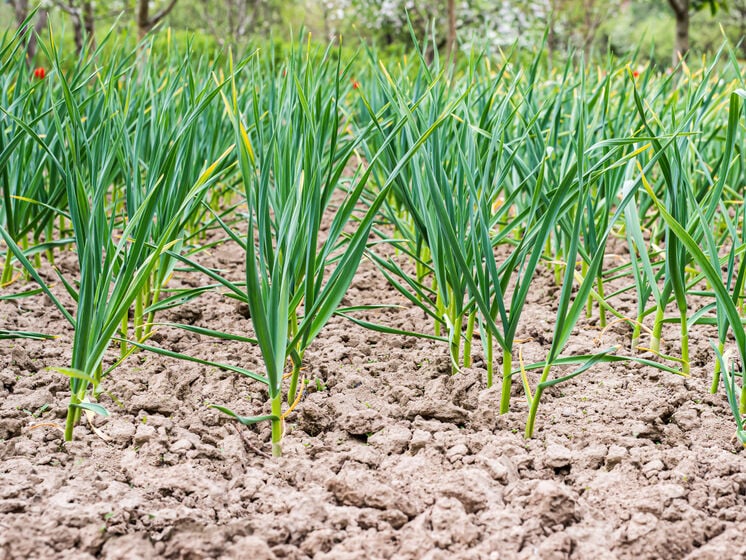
[
  {"left": 668, "top": 0, "right": 690, "bottom": 65},
  {"left": 12, "top": 0, "right": 29, "bottom": 25},
  {"left": 547, "top": 0, "right": 561, "bottom": 72},
  {"left": 137, "top": 0, "right": 151, "bottom": 38},
  {"left": 446, "top": 0, "right": 457, "bottom": 62},
  {"left": 674, "top": 9, "right": 689, "bottom": 63},
  {"left": 741, "top": 7, "right": 746, "bottom": 59},
  {"left": 583, "top": 1, "right": 593, "bottom": 60},
  {"left": 137, "top": 0, "right": 179, "bottom": 39},
  {"left": 72, "top": 11, "right": 84, "bottom": 54},
  {"left": 54, "top": 2, "right": 95, "bottom": 55},
  {"left": 12, "top": 1, "right": 50, "bottom": 60},
  {"left": 26, "top": 10, "right": 48, "bottom": 60},
  {"left": 83, "top": 1, "right": 96, "bottom": 51}
]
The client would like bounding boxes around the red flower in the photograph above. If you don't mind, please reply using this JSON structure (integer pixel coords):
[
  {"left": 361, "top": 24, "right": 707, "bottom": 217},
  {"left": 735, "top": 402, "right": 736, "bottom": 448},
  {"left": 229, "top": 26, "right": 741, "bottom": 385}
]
[
  {"left": 33, "top": 67, "right": 46, "bottom": 79},
  {"left": 352, "top": 79, "right": 360, "bottom": 90},
  {"left": 632, "top": 70, "right": 640, "bottom": 78}
]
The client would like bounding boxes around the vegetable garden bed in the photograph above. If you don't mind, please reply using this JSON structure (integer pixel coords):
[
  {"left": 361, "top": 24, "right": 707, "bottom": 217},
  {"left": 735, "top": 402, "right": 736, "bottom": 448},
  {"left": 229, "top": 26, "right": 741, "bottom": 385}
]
[{"left": 2, "top": 26, "right": 746, "bottom": 559}]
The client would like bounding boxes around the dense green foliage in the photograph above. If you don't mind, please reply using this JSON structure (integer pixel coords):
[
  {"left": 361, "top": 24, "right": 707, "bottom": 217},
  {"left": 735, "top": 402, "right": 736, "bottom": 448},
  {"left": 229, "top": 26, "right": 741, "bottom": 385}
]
[{"left": 2, "top": 24, "right": 746, "bottom": 451}]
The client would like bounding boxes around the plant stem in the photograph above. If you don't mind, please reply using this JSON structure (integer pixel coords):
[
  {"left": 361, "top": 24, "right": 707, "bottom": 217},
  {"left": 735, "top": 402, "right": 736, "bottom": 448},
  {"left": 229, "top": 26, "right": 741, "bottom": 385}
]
[
  {"left": 20, "top": 236, "right": 29, "bottom": 281},
  {"left": 287, "top": 359, "right": 302, "bottom": 405},
  {"left": 144, "top": 280, "right": 163, "bottom": 337},
  {"left": 650, "top": 306, "right": 664, "bottom": 353},
  {"left": 434, "top": 280, "right": 442, "bottom": 338},
  {"left": 463, "top": 310, "right": 475, "bottom": 368},
  {"left": 632, "top": 314, "right": 642, "bottom": 351},
  {"left": 485, "top": 330, "right": 493, "bottom": 388},
  {"left": 64, "top": 395, "right": 80, "bottom": 442},
  {"left": 93, "top": 363, "right": 103, "bottom": 398},
  {"left": 287, "top": 312, "right": 301, "bottom": 403},
  {"left": 597, "top": 275, "right": 607, "bottom": 328},
  {"left": 583, "top": 261, "right": 591, "bottom": 318},
  {"left": 59, "top": 215, "right": 67, "bottom": 244},
  {"left": 499, "top": 350, "right": 513, "bottom": 414},
  {"left": 1, "top": 251, "right": 13, "bottom": 285},
  {"left": 450, "top": 310, "right": 462, "bottom": 375},
  {"left": 271, "top": 395, "right": 283, "bottom": 458},
  {"left": 134, "top": 291, "right": 144, "bottom": 342},
  {"left": 46, "top": 221, "right": 54, "bottom": 265},
  {"left": 680, "top": 314, "right": 690, "bottom": 375},
  {"left": 120, "top": 314, "right": 128, "bottom": 359},
  {"left": 525, "top": 362, "right": 551, "bottom": 438},
  {"left": 711, "top": 339, "right": 725, "bottom": 394},
  {"left": 33, "top": 238, "right": 42, "bottom": 269}
]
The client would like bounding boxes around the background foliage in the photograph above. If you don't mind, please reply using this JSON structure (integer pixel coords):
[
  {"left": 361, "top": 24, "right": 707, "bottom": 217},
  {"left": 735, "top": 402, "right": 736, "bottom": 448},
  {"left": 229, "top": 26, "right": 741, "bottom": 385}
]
[{"left": 2, "top": 0, "right": 744, "bottom": 66}]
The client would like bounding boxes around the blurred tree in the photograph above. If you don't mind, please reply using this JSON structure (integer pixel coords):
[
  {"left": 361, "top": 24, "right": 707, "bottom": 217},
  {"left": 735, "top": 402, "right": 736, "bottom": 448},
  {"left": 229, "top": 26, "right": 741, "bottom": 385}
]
[
  {"left": 54, "top": 1, "right": 95, "bottom": 53},
  {"left": 3, "top": 0, "right": 736, "bottom": 64},
  {"left": 319, "top": 1, "right": 445, "bottom": 48},
  {"left": 9, "top": 0, "right": 49, "bottom": 59},
  {"left": 667, "top": 0, "right": 725, "bottom": 64},
  {"left": 447, "top": 0, "right": 456, "bottom": 59},
  {"left": 730, "top": 0, "right": 746, "bottom": 57},
  {"left": 319, "top": 1, "right": 549, "bottom": 58},
  {"left": 136, "top": 0, "right": 179, "bottom": 38},
  {"left": 184, "top": 0, "right": 286, "bottom": 45},
  {"left": 547, "top": 0, "right": 622, "bottom": 60}
]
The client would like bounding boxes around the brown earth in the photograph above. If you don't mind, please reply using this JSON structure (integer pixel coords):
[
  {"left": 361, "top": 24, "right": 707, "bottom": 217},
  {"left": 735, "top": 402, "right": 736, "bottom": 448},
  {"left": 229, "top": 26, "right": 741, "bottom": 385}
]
[{"left": 1, "top": 232, "right": 746, "bottom": 560}]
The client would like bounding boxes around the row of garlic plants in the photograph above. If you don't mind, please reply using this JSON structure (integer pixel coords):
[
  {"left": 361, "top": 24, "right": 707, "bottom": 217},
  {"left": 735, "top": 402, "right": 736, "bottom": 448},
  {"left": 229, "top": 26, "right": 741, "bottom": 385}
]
[
  {"left": 355, "top": 41, "right": 746, "bottom": 439},
  {"left": 1, "top": 26, "right": 745, "bottom": 451}
]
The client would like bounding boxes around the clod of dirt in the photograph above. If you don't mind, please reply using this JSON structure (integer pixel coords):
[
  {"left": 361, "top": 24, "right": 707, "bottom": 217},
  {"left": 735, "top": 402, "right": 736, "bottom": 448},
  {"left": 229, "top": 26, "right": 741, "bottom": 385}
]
[
  {"left": 506, "top": 479, "right": 580, "bottom": 528},
  {"left": 641, "top": 459, "right": 665, "bottom": 479},
  {"left": 9, "top": 387, "right": 54, "bottom": 413},
  {"left": 405, "top": 399, "right": 469, "bottom": 424},
  {"left": 606, "top": 444, "right": 629, "bottom": 467},
  {"left": 537, "top": 531, "right": 575, "bottom": 560},
  {"left": 169, "top": 305, "right": 203, "bottom": 325},
  {"left": 367, "top": 424, "right": 412, "bottom": 455},
  {"left": 625, "top": 512, "right": 659, "bottom": 541},
  {"left": 0, "top": 419, "right": 23, "bottom": 440},
  {"left": 11, "top": 347, "right": 40, "bottom": 373},
  {"left": 326, "top": 468, "right": 419, "bottom": 518},
  {"left": 133, "top": 423, "right": 157, "bottom": 445},
  {"left": 338, "top": 408, "right": 385, "bottom": 436},
  {"left": 445, "top": 442, "right": 470, "bottom": 463},
  {"left": 439, "top": 468, "right": 499, "bottom": 513},
  {"left": 470, "top": 387, "right": 503, "bottom": 431},
  {"left": 129, "top": 393, "right": 180, "bottom": 415},
  {"left": 544, "top": 443, "right": 573, "bottom": 469},
  {"left": 105, "top": 417, "right": 136, "bottom": 446},
  {"left": 222, "top": 536, "right": 276, "bottom": 560},
  {"left": 100, "top": 534, "right": 156, "bottom": 559},
  {"left": 579, "top": 444, "right": 608, "bottom": 469},
  {"left": 409, "top": 429, "right": 433, "bottom": 453},
  {"left": 235, "top": 301, "right": 251, "bottom": 319},
  {"left": 451, "top": 371, "right": 480, "bottom": 410},
  {"left": 479, "top": 457, "right": 511, "bottom": 484},
  {"left": 297, "top": 400, "right": 333, "bottom": 437},
  {"left": 428, "top": 497, "right": 481, "bottom": 547}
]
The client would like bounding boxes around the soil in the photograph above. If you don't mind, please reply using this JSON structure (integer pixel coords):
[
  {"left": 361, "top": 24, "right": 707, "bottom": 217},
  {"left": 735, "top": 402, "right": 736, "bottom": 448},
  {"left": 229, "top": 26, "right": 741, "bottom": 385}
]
[{"left": 2, "top": 229, "right": 746, "bottom": 560}]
